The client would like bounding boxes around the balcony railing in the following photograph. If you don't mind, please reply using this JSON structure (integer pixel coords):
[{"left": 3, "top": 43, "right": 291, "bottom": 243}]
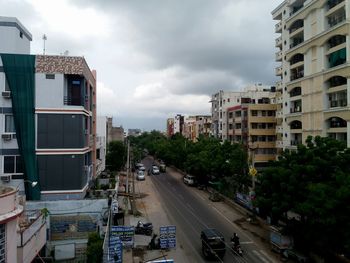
[
  {"left": 290, "top": 106, "right": 302, "bottom": 113},
  {"left": 328, "top": 12, "right": 346, "bottom": 28},
  {"left": 64, "top": 96, "right": 82, "bottom": 106},
  {"left": 291, "top": 140, "right": 302, "bottom": 146},
  {"left": 290, "top": 38, "right": 304, "bottom": 49},
  {"left": 290, "top": 89, "right": 302, "bottom": 97},
  {"left": 330, "top": 100, "right": 347, "bottom": 108},
  {"left": 290, "top": 70, "right": 304, "bottom": 81},
  {"left": 275, "top": 21, "right": 282, "bottom": 33}
]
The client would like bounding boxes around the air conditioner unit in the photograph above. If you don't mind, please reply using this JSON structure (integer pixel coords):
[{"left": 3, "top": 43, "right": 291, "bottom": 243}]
[
  {"left": 0, "top": 175, "right": 11, "bottom": 183},
  {"left": 85, "top": 95, "right": 89, "bottom": 101},
  {"left": 2, "top": 91, "right": 11, "bottom": 98},
  {"left": 2, "top": 134, "right": 12, "bottom": 141},
  {"left": 84, "top": 165, "right": 89, "bottom": 171},
  {"left": 84, "top": 129, "right": 89, "bottom": 135}
]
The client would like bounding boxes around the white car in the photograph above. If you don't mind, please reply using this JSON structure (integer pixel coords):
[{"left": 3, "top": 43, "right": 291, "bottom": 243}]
[
  {"left": 138, "top": 165, "right": 146, "bottom": 171},
  {"left": 183, "top": 175, "right": 196, "bottom": 186},
  {"left": 152, "top": 166, "right": 160, "bottom": 175},
  {"left": 136, "top": 170, "right": 145, "bottom": 181}
]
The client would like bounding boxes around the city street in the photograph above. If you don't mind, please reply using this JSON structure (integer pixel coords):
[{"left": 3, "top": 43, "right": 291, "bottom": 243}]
[{"left": 141, "top": 157, "right": 278, "bottom": 263}]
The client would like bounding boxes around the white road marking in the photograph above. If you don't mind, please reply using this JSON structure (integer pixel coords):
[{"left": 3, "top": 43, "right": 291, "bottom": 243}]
[
  {"left": 186, "top": 203, "right": 194, "bottom": 211},
  {"left": 240, "top": 241, "right": 254, "bottom": 244},
  {"left": 193, "top": 191, "right": 206, "bottom": 201},
  {"left": 259, "top": 249, "right": 278, "bottom": 263},
  {"left": 252, "top": 250, "right": 270, "bottom": 263},
  {"left": 211, "top": 206, "right": 254, "bottom": 243}
]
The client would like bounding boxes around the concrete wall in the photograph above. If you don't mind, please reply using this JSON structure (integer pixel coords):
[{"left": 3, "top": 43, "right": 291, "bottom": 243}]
[
  {"left": 35, "top": 73, "right": 65, "bottom": 109},
  {"left": 0, "top": 18, "right": 31, "bottom": 55}
]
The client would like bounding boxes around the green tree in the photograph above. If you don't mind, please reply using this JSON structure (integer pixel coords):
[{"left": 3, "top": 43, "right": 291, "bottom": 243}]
[
  {"left": 106, "top": 141, "right": 126, "bottom": 172},
  {"left": 86, "top": 232, "right": 103, "bottom": 263},
  {"left": 256, "top": 136, "right": 350, "bottom": 256}
]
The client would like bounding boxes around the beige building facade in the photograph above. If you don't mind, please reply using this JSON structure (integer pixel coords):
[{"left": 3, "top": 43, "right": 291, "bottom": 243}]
[{"left": 273, "top": 0, "right": 350, "bottom": 149}]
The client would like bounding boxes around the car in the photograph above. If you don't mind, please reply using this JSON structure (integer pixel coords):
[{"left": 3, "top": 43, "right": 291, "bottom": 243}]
[
  {"left": 152, "top": 166, "right": 160, "bottom": 175},
  {"left": 138, "top": 165, "right": 146, "bottom": 171},
  {"left": 201, "top": 228, "right": 226, "bottom": 259},
  {"left": 159, "top": 163, "right": 166, "bottom": 172},
  {"left": 183, "top": 174, "right": 196, "bottom": 186},
  {"left": 136, "top": 170, "right": 145, "bottom": 181}
]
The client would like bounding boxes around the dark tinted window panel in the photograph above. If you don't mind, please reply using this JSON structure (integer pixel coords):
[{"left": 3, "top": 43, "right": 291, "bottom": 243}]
[
  {"left": 16, "top": 156, "right": 24, "bottom": 173},
  {"left": 4, "top": 156, "right": 14, "bottom": 173}
]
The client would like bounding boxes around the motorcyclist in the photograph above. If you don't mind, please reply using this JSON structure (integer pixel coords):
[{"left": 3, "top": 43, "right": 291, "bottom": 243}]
[{"left": 231, "top": 233, "right": 240, "bottom": 248}]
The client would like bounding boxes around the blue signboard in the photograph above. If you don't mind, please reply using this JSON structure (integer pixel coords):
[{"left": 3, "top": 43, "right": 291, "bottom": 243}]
[
  {"left": 159, "top": 225, "right": 176, "bottom": 249},
  {"left": 108, "top": 236, "right": 122, "bottom": 263},
  {"left": 111, "top": 226, "right": 135, "bottom": 248}
]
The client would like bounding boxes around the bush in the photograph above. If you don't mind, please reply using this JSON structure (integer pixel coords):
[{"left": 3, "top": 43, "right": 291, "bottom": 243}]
[{"left": 86, "top": 232, "right": 103, "bottom": 263}]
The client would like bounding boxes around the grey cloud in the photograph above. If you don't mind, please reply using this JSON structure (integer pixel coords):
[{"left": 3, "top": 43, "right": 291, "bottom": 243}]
[{"left": 72, "top": 0, "right": 278, "bottom": 89}]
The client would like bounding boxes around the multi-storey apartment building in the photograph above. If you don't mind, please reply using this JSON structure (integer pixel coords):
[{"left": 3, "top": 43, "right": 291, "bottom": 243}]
[
  {"left": 0, "top": 17, "right": 96, "bottom": 200},
  {"left": 166, "top": 118, "right": 174, "bottom": 137},
  {"left": 183, "top": 116, "right": 197, "bottom": 141},
  {"left": 272, "top": 0, "right": 350, "bottom": 149},
  {"left": 195, "top": 115, "right": 212, "bottom": 139},
  {"left": 211, "top": 90, "right": 240, "bottom": 140},
  {"left": 96, "top": 116, "right": 107, "bottom": 177},
  {"left": 106, "top": 117, "right": 124, "bottom": 143},
  {"left": 227, "top": 100, "right": 277, "bottom": 169},
  {"left": 211, "top": 84, "right": 276, "bottom": 142},
  {"left": 174, "top": 114, "right": 184, "bottom": 134}
]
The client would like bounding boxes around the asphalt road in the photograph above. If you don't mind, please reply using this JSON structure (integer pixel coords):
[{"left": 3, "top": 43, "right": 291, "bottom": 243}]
[{"left": 143, "top": 157, "right": 277, "bottom": 263}]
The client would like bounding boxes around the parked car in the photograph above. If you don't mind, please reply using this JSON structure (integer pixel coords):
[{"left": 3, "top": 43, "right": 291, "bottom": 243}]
[
  {"left": 138, "top": 165, "right": 146, "bottom": 171},
  {"left": 283, "top": 249, "right": 309, "bottom": 263},
  {"left": 136, "top": 170, "right": 145, "bottom": 181},
  {"left": 183, "top": 174, "right": 196, "bottom": 186},
  {"left": 159, "top": 163, "right": 166, "bottom": 173},
  {"left": 201, "top": 228, "right": 226, "bottom": 259},
  {"left": 152, "top": 166, "right": 160, "bottom": 175}
]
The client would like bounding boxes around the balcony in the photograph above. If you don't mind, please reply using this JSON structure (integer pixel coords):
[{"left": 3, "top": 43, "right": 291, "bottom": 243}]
[
  {"left": 275, "top": 66, "right": 283, "bottom": 76},
  {"left": 290, "top": 66, "right": 304, "bottom": 81},
  {"left": 290, "top": 87, "right": 302, "bottom": 97},
  {"left": 275, "top": 21, "right": 282, "bottom": 33},
  {"left": 328, "top": 48, "right": 346, "bottom": 68},
  {"left": 276, "top": 80, "right": 283, "bottom": 91},
  {"left": 291, "top": 139, "right": 302, "bottom": 146},
  {"left": 330, "top": 99, "right": 347, "bottom": 108},
  {"left": 276, "top": 50, "right": 283, "bottom": 61},
  {"left": 275, "top": 36, "right": 282, "bottom": 47},
  {"left": 327, "top": 0, "right": 345, "bottom": 10},
  {"left": 290, "top": 106, "right": 302, "bottom": 113},
  {"left": 17, "top": 210, "right": 47, "bottom": 263},
  {"left": 327, "top": 9, "right": 346, "bottom": 28}
]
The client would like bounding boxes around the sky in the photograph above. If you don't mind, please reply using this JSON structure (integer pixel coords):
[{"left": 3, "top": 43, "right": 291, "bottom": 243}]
[{"left": 2, "top": 0, "right": 280, "bottom": 131}]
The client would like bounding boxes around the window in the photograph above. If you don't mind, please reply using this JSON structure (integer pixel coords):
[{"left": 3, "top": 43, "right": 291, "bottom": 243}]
[
  {"left": 3, "top": 156, "right": 23, "bottom": 174},
  {"left": 19, "top": 31, "right": 23, "bottom": 38},
  {"left": 227, "top": 98, "right": 230, "bottom": 102},
  {"left": 0, "top": 224, "right": 5, "bottom": 263},
  {"left": 5, "top": 115, "right": 15, "bottom": 133},
  {"left": 46, "top": 74, "right": 55, "bottom": 79},
  {"left": 251, "top": 110, "right": 258, "bottom": 116}
]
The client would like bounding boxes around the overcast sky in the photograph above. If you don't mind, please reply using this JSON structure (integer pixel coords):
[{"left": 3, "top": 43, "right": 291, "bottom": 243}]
[{"left": 2, "top": 0, "right": 279, "bottom": 131}]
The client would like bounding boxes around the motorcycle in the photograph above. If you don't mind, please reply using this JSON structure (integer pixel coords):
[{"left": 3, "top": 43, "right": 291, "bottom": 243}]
[
  {"left": 147, "top": 233, "right": 160, "bottom": 250},
  {"left": 231, "top": 243, "right": 243, "bottom": 256},
  {"left": 135, "top": 221, "right": 153, "bottom": 236}
]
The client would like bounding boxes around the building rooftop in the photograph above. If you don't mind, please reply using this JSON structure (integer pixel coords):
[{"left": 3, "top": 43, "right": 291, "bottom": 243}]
[{"left": 0, "top": 16, "right": 32, "bottom": 41}]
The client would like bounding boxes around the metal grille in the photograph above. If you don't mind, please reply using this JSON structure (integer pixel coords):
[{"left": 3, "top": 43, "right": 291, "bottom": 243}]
[{"left": 0, "top": 224, "right": 6, "bottom": 263}]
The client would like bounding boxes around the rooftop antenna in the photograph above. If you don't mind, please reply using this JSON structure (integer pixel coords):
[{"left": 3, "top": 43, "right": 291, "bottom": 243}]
[{"left": 42, "top": 34, "right": 47, "bottom": 55}]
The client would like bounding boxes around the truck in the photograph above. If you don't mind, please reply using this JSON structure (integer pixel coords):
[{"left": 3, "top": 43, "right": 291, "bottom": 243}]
[{"left": 269, "top": 226, "right": 293, "bottom": 253}]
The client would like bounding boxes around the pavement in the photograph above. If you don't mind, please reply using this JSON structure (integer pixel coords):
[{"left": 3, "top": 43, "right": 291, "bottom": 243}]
[{"left": 117, "top": 159, "right": 281, "bottom": 263}]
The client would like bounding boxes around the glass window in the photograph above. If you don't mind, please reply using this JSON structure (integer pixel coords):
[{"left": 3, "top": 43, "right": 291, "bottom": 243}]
[
  {"left": 4, "top": 156, "right": 14, "bottom": 173},
  {"left": 16, "top": 156, "right": 24, "bottom": 173},
  {"left": 3, "top": 156, "right": 23, "bottom": 174},
  {"left": 5, "top": 115, "right": 15, "bottom": 133}
]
